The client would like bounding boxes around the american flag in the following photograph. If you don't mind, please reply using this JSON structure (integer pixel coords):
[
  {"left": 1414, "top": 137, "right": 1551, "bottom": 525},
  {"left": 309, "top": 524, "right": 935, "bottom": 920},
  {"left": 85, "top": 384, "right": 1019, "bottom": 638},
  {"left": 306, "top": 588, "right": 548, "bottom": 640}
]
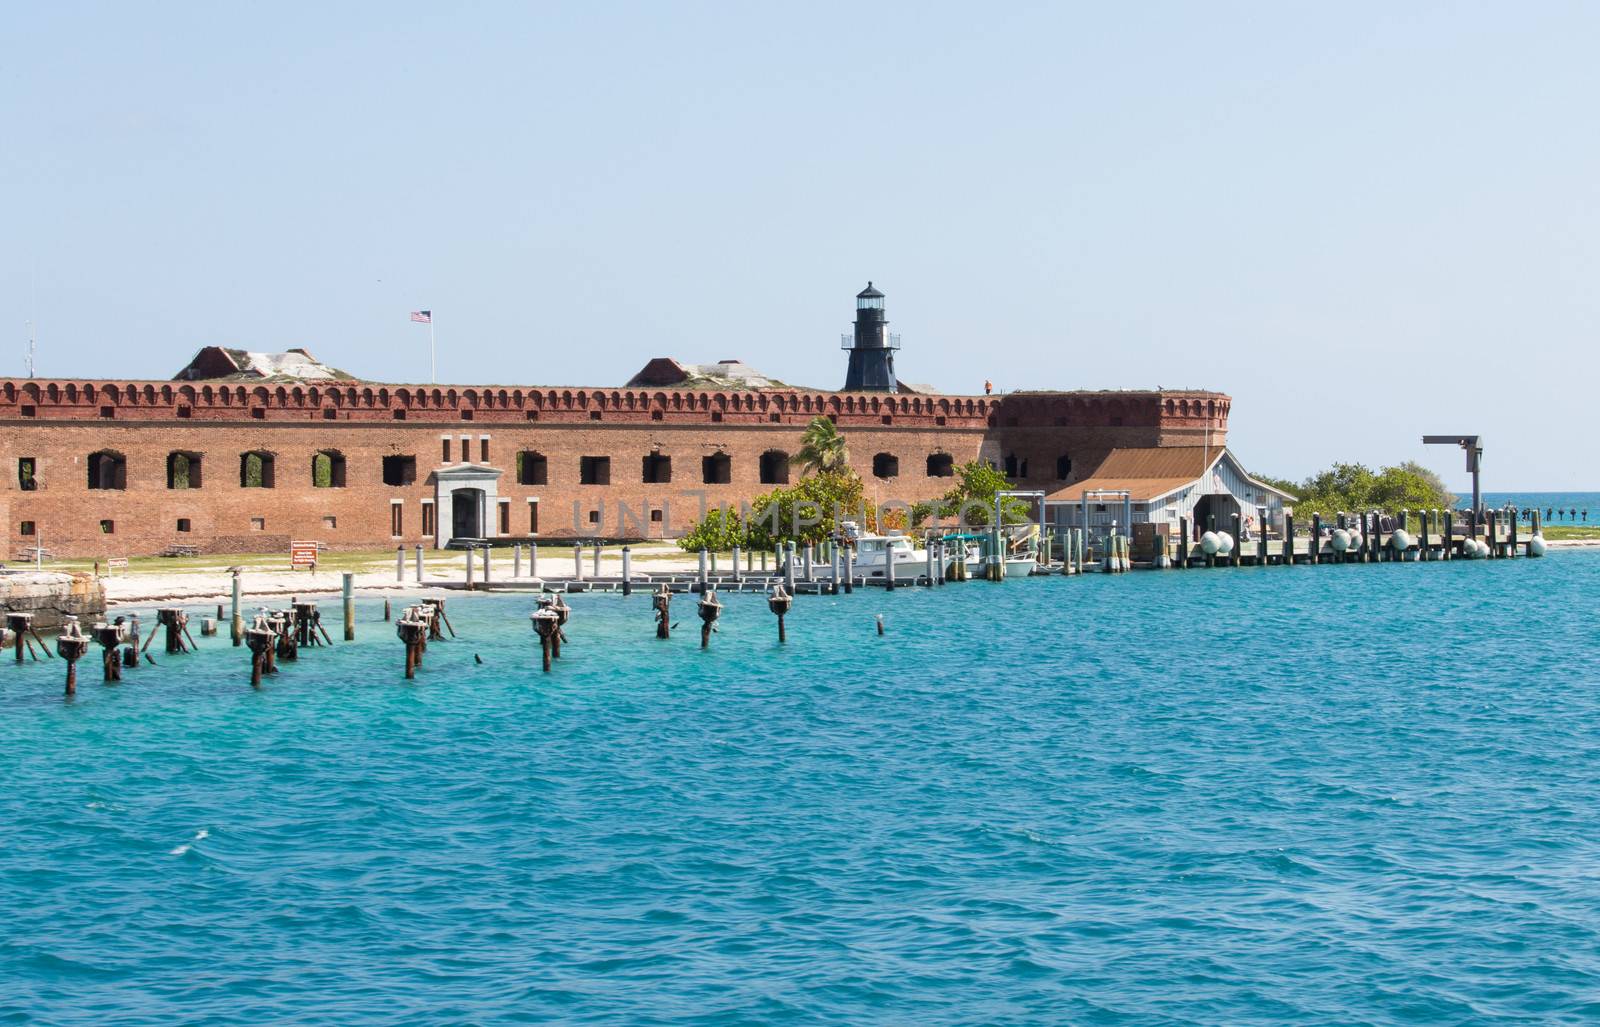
[{"left": 410, "top": 310, "right": 432, "bottom": 324}]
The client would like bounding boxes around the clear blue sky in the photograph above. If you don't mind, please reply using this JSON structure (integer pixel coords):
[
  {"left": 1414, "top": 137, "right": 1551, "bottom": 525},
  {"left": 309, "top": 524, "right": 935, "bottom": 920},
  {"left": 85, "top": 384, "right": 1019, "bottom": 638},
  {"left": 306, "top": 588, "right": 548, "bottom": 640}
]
[{"left": 4, "top": 3, "right": 1596, "bottom": 490}]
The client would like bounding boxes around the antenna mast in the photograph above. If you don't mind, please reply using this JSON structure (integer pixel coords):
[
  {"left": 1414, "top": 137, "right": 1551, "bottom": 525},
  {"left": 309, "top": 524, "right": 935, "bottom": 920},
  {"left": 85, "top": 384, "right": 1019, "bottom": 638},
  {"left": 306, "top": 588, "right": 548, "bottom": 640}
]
[{"left": 24, "top": 320, "right": 34, "bottom": 378}]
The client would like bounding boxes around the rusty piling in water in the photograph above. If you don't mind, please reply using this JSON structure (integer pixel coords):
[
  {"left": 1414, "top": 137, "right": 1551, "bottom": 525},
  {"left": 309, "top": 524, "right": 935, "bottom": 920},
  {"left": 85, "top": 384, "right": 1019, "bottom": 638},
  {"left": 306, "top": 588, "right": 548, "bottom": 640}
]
[
  {"left": 698, "top": 589, "right": 722, "bottom": 649},
  {"left": 56, "top": 617, "right": 89, "bottom": 696},
  {"left": 652, "top": 584, "right": 671, "bottom": 640},
  {"left": 768, "top": 584, "right": 791, "bottom": 643}
]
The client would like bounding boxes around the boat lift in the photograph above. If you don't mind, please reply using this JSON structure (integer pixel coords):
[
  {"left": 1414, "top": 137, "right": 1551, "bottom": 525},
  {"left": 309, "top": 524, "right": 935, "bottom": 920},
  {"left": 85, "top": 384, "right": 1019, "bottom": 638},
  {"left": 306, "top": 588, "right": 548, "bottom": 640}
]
[{"left": 1422, "top": 434, "right": 1482, "bottom": 517}]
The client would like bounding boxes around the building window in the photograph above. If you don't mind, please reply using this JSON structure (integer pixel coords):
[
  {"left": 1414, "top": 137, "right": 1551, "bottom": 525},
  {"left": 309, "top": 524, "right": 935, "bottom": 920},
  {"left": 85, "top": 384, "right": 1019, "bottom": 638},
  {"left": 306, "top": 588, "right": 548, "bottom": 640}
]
[
  {"left": 927, "top": 453, "right": 954, "bottom": 478},
  {"left": 167, "top": 451, "right": 202, "bottom": 489},
  {"left": 323, "top": 515, "right": 337, "bottom": 529},
  {"left": 651, "top": 410, "right": 664, "bottom": 421},
  {"left": 250, "top": 517, "right": 266, "bottom": 530},
  {"left": 759, "top": 450, "right": 789, "bottom": 485},
  {"left": 312, "top": 450, "right": 346, "bottom": 488},
  {"left": 240, "top": 451, "right": 275, "bottom": 488},
  {"left": 480, "top": 438, "right": 490, "bottom": 463},
  {"left": 872, "top": 453, "right": 899, "bottom": 479},
  {"left": 1056, "top": 455, "right": 1072, "bottom": 479},
  {"left": 589, "top": 410, "right": 602, "bottom": 421},
  {"left": 87, "top": 451, "right": 127, "bottom": 490},
  {"left": 587, "top": 509, "right": 600, "bottom": 524},
  {"left": 391, "top": 504, "right": 403, "bottom": 537},
  {"left": 710, "top": 411, "right": 723, "bottom": 423},
  {"left": 1003, "top": 453, "right": 1019, "bottom": 477},
  {"left": 19, "top": 520, "right": 34, "bottom": 536},
  {"left": 498, "top": 502, "right": 509, "bottom": 534},
  {"left": 17, "top": 457, "right": 37, "bottom": 491},
  {"left": 20, "top": 405, "right": 35, "bottom": 417},
  {"left": 99, "top": 406, "right": 115, "bottom": 419},
  {"left": 525, "top": 410, "right": 538, "bottom": 421},
  {"left": 701, "top": 453, "right": 731, "bottom": 485},
  {"left": 650, "top": 509, "right": 663, "bottom": 522},
  {"left": 459, "top": 437, "right": 470, "bottom": 463},
  {"left": 881, "top": 415, "right": 892, "bottom": 425},
  {"left": 382, "top": 455, "right": 417, "bottom": 486},
  {"left": 176, "top": 405, "right": 192, "bottom": 419},
  {"left": 580, "top": 456, "right": 610, "bottom": 485},
  {"left": 394, "top": 409, "right": 407, "bottom": 420},
  {"left": 422, "top": 503, "right": 435, "bottom": 536},
  {"left": 460, "top": 409, "right": 474, "bottom": 421},
  {"left": 441, "top": 438, "right": 452, "bottom": 462},
  {"left": 176, "top": 518, "right": 192, "bottom": 533},
  {"left": 100, "top": 519, "right": 115, "bottom": 534},
  {"left": 321, "top": 408, "right": 337, "bottom": 420},
  {"left": 642, "top": 454, "right": 672, "bottom": 484},
  {"left": 251, "top": 408, "right": 265, "bottom": 420},
  {"left": 517, "top": 451, "right": 547, "bottom": 485},
  {"left": 528, "top": 501, "right": 538, "bottom": 534}
]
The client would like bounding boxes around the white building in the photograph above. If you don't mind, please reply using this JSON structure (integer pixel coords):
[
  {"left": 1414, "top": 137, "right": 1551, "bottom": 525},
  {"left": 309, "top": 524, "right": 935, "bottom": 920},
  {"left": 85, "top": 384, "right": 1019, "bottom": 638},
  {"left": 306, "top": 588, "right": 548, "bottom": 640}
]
[{"left": 1044, "top": 447, "right": 1296, "bottom": 541}]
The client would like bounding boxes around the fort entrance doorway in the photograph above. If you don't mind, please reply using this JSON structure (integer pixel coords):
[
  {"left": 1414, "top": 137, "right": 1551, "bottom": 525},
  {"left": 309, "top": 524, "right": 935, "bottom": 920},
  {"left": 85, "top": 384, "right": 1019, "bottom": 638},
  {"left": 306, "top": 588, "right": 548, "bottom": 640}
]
[{"left": 453, "top": 488, "right": 485, "bottom": 541}]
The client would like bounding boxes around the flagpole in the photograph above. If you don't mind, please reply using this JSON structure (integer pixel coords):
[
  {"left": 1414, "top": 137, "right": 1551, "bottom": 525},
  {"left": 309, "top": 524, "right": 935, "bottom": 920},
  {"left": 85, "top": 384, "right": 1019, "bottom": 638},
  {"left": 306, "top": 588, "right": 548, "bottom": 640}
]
[{"left": 429, "top": 317, "right": 436, "bottom": 384}]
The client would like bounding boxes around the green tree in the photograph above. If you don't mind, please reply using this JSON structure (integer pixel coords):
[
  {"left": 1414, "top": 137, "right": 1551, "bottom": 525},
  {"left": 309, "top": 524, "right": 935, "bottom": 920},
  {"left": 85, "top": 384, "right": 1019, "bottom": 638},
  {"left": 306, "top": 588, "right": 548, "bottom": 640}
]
[
  {"left": 1271, "top": 459, "right": 1455, "bottom": 520},
  {"left": 911, "top": 461, "right": 1026, "bottom": 528},
  {"left": 795, "top": 416, "right": 848, "bottom": 476},
  {"left": 677, "top": 505, "right": 749, "bottom": 551}
]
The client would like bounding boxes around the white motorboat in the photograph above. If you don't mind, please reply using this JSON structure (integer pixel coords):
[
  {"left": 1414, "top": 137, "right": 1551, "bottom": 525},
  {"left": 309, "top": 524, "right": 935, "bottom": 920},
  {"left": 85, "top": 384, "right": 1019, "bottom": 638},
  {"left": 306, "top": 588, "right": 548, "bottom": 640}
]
[{"left": 839, "top": 522, "right": 926, "bottom": 582}]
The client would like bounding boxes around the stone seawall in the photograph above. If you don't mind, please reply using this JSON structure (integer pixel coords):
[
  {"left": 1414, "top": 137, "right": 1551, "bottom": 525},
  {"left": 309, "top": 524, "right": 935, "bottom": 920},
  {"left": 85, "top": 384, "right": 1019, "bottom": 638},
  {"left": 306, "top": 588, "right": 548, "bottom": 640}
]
[{"left": 0, "top": 572, "right": 107, "bottom": 629}]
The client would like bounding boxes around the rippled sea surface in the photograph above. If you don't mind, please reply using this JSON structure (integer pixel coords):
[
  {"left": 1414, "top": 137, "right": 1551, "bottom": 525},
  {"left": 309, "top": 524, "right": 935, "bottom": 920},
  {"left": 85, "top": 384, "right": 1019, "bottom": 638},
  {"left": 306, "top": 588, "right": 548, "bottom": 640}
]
[{"left": 4, "top": 553, "right": 1600, "bottom": 1024}]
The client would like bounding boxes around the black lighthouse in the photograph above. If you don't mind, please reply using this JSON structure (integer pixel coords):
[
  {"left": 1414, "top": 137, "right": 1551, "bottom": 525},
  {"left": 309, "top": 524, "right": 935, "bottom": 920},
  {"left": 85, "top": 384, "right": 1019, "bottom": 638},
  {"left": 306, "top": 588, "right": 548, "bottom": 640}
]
[{"left": 841, "top": 282, "right": 899, "bottom": 392}]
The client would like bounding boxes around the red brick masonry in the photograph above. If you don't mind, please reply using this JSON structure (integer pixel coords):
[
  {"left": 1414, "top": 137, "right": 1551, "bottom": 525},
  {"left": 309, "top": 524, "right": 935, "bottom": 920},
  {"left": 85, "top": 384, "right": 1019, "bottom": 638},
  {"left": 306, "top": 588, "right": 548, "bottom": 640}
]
[{"left": 0, "top": 378, "right": 1229, "bottom": 557}]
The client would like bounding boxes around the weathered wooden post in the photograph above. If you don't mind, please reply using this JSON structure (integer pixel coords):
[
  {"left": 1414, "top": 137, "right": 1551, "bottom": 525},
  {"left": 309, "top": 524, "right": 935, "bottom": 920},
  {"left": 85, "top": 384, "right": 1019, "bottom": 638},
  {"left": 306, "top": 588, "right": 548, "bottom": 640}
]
[
  {"left": 57, "top": 617, "right": 89, "bottom": 696},
  {"left": 592, "top": 542, "right": 601, "bottom": 578},
  {"left": 573, "top": 542, "right": 584, "bottom": 581},
  {"left": 652, "top": 584, "right": 671, "bottom": 639},
  {"left": 731, "top": 544, "right": 743, "bottom": 583},
  {"left": 1283, "top": 513, "right": 1295, "bottom": 566},
  {"left": 513, "top": 544, "right": 522, "bottom": 578},
  {"left": 482, "top": 543, "right": 492, "bottom": 584},
  {"left": 1419, "top": 509, "right": 1430, "bottom": 559},
  {"left": 396, "top": 546, "right": 405, "bottom": 582},
  {"left": 768, "top": 584, "right": 792, "bottom": 643},
  {"left": 231, "top": 570, "right": 243, "bottom": 646},
  {"left": 1310, "top": 514, "right": 1321, "bottom": 565},
  {"left": 842, "top": 545, "right": 854, "bottom": 594},
  {"left": 1177, "top": 516, "right": 1190, "bottom": 568},
  {"left": 414, "top": 544, "right": 424, "bottom": 583},
  {"left": 698, "top": 589, "right": 722, "bottom": 649},
  {"left": 698, "top": 549, "right": 709, "bottom": 592},
  {"left": 1508, "top": 506, "right": 1519, "bottom": 559},
  {"left": 924, "top": 541, "right": 936, "bottom": 585},
  {"left": 342, "top": 573, "right": 355, "bottom": 641},
  {"left": 384, "top": 598, "right": 391, "bottom": 621},
  {"left": 803, "top": 544, "right": 814, "bottom": 583},
  {"left": 830, "top": 545, "right": 842, "bottom": 593},
  {"left": 1204, "top": 515, "right": 1217, "bottom": 569},
  {"left": 1487, "top": 508, "right": 1498, "bottom": 558},
  {"left": 710, "top": 550, "right": 719, "bottom": 576},
  {"left": 621, "top": 546, "right": 633, "bottom": 596},
  {"left": 465, "top": 547, "right": 475, "bottom": 590},
  {"left": 784, "top": 541, "right": 798, "bottom": 592},
  {"left": 1230, "top": 512, "right": 1242, "bottom": 568},
  {"left": 529, "top": 543, "right": 538, "bottom": 579},
  {"left": 1442, "top": 507, "right": 1454, "bottom": 559}
]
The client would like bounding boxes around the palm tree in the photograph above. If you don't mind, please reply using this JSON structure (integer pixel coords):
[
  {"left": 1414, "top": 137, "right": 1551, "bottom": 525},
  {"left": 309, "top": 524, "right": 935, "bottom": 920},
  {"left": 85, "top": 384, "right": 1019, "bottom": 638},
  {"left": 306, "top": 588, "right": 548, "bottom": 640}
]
[{"left": 796, "top": 416, "right": 849, "bottom": 476}]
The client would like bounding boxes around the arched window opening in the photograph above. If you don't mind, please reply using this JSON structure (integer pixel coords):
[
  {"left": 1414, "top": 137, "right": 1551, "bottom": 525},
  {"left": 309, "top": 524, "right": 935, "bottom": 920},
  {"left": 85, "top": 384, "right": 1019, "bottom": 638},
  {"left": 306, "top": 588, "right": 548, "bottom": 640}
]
[{"left": 167, "top": 451, "right": 203, "bottom": 490}]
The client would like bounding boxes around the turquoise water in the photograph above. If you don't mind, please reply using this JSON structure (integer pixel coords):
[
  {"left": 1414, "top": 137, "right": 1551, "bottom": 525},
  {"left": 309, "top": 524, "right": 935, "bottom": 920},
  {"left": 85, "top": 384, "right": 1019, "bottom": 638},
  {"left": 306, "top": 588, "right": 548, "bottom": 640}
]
[
  {"left": 5, "top": 555, "right": 1600, "bottom": 1024},
  {"left": 1469, "top": 491, "right": 1599, "bottom": 518}
]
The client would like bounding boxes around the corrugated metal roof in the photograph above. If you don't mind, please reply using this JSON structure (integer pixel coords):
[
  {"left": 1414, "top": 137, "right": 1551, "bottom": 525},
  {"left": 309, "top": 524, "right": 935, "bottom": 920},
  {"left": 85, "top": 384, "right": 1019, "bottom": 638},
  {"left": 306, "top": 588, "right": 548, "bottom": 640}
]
[{"left": 1047, "top": 447, "right": 1217, "bottom": 502}]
